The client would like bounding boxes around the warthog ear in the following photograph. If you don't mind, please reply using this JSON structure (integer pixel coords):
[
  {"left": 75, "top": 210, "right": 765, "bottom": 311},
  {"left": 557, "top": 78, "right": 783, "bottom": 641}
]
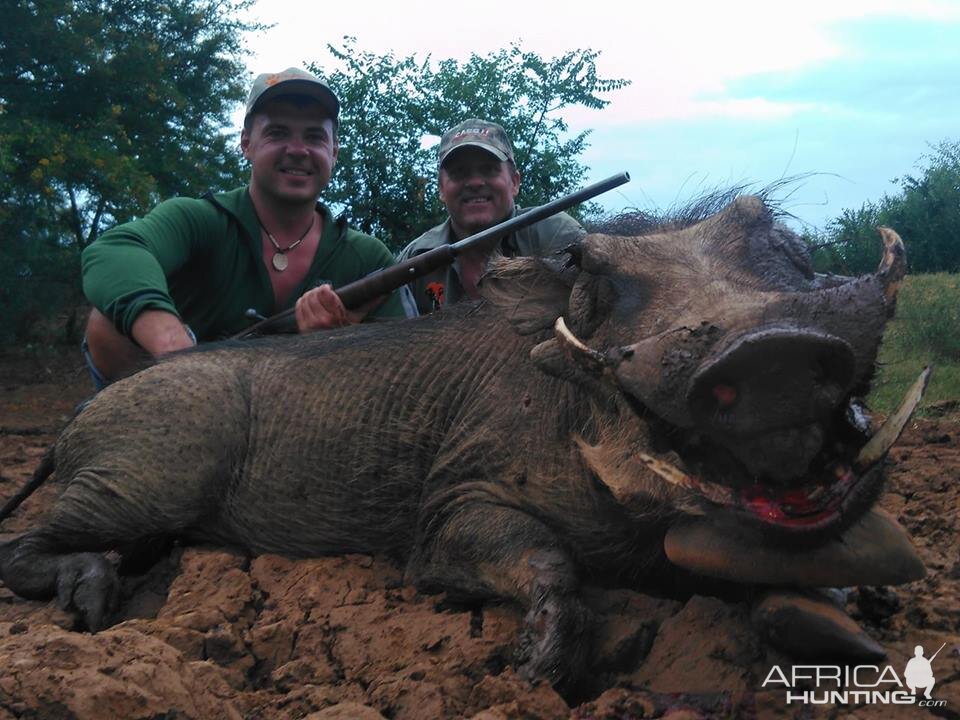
[{"left": 481, "top": 256, "right": 574, "bottom": 334}]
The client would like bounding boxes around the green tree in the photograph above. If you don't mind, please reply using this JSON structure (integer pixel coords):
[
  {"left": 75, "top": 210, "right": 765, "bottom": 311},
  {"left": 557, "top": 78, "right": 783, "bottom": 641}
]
[
  {"left": 0, "top": 0, "right": 261, "bottom": 345},
  {"left": 811, "top": 140, "right": 960, "bottom": 275},
  {"left": 310, "top": 39, "right": 628, "bottom": 250}
]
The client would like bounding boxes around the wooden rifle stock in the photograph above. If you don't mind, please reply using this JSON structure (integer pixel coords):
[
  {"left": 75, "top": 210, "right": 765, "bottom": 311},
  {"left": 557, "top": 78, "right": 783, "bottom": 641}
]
[
  {"left": 234, "top": 171, "right": 630, "bottom": 339},
  {"left": 337, "top": 243, "right": 455, "bottom": 308}
]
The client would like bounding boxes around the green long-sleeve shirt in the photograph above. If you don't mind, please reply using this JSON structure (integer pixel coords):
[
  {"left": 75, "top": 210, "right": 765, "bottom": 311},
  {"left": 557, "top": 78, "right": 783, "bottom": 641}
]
[{"left": 82, "top": 187, "right": 405, "bottom": 340}]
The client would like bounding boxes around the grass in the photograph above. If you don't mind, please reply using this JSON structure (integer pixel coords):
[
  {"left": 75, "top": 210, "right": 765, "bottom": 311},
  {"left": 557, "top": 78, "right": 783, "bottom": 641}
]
[{"left": 868, "top": 273, "right": 960, "bottom": 416}]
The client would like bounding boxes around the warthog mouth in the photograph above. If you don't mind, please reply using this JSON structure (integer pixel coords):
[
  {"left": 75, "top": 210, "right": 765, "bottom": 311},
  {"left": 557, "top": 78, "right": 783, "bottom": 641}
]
[
  {"left": 650, "top": 371, "right": 930, "bottom": 588},
  {"left": 552, "top": 315, "right": 927, "bottom": 539},
  {"left": 636, "top": 368, "right": 930, "bottom": 539},
  {"left": 631, "top": 370, "right": 931, "bottom": 588},
  {"left": 699, "top": 408, "right": 880, "bottom": 535}
]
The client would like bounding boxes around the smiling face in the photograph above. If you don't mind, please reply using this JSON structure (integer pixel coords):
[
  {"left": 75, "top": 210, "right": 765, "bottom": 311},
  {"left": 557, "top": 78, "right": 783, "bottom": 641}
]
[
  {"left": 241, "top": 99, "right": 339, "bottom": 208},
  {"left": 438, "top": 147, "right": 520, "bottom": 240}
]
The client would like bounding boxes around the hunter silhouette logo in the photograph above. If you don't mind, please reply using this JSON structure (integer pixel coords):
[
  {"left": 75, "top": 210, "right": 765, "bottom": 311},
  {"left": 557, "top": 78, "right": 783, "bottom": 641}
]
[
  {"left": 762, "top": 642, "right": 950, "bottom": 707},
  {"left": 904, "top": 643, "right": 945, "bottom": 700}
]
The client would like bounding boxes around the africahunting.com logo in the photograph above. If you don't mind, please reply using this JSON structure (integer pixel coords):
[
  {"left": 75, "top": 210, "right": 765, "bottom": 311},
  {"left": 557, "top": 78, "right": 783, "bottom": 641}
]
[{"left": 762, "top": 643, "right": 948, "bottom": 708}]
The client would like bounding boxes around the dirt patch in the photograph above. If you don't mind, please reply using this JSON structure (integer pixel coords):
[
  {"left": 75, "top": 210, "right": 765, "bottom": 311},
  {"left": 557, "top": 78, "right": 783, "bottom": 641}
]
[{"left": 0, "top": 351, "right": 957, "bottom": 719}]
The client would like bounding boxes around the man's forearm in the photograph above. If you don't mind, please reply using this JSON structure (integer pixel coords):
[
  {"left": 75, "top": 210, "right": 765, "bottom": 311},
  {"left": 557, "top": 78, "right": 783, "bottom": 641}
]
[
  {"left": 85, "top": 307, "right": 192, "bottom": 385},
  {"left": 130, "top": 310, "right": 195, "bottom": 357}
]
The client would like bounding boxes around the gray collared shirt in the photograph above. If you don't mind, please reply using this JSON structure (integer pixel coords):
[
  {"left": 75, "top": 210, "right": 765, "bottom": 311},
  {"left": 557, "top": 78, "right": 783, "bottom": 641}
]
[{"left": 395, "top": 208, "right": 585, "bottom": 316}]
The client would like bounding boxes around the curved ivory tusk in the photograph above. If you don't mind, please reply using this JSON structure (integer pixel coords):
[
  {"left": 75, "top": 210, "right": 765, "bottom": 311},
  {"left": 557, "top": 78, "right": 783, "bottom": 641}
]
[
  {"left": 553, "top": 317, "right": 635, "bottom": 374},
  {"left": 554, "top": 316, "right": 607, "bottom": 373},
  {"left": 876, "top": 226, "right": 906, "bottom": 308},
  {"left": 637, "top": 453, "right": 736, "bottom": 507},
  {"left": 854, "top": 367, "right": 932, "bottom": 470}
]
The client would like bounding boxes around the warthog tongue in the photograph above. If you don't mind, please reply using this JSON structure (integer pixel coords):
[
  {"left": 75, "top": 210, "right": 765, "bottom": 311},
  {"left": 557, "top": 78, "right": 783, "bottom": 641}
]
[{"left": 664, "top": 508, "right": 925, "bottom": 586}]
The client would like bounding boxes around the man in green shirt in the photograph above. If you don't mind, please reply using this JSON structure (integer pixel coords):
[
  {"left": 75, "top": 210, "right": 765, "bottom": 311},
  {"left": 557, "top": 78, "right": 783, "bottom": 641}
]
[
  {"left": 82, "top": 67, "right": 404, "bottom": 387},
  {"left": 396, "top": 118, "right": 585, "bottom": 315}
]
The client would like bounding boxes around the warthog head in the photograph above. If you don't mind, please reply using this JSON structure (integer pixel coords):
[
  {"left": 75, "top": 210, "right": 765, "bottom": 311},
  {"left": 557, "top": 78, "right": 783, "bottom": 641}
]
[{"left": 484, "top": 195, "right": 924, "bottom": 583}]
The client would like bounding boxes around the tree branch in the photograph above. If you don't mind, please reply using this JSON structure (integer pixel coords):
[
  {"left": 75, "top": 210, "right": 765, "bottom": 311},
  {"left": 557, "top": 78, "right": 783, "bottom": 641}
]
[
  {"left": 86, "top": 198, "right": 107, "bottom": 248},
  {"left": 66, "top": 185, "right": 85, "bottom": 248}
]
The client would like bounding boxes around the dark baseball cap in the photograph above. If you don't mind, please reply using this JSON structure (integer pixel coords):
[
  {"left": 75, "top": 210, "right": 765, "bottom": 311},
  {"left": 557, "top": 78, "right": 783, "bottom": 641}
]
[
  {"left": 245, "top": 67, "right": 340, "bottom": 120},
  {"left": 437, "top": 119, "right": 515, "bottom": 168}
]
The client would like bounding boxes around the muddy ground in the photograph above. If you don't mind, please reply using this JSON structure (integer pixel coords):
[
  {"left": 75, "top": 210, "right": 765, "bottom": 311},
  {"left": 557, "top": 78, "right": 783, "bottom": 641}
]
[{"left": 0, "top": 350, "right": 957, "bottom": 720}]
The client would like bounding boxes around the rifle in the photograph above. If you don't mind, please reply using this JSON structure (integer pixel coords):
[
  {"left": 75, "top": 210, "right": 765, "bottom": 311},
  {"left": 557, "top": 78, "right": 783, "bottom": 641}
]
[{"left": 233, "top": 171, "right": 630, "bottom": 339}]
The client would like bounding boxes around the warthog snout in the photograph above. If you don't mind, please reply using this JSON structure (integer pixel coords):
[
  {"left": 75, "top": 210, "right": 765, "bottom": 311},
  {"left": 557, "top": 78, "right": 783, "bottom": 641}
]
[
  {"left": 686, "top": 327, "right": 856, "bottom": 481},
  {"left": 688, "top": 327, "right": 856, "bottom": 434}
]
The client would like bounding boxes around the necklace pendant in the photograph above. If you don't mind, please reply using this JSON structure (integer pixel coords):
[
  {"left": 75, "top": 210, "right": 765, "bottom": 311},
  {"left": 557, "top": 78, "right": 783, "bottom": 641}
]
[{"left": 272, "top": 251, "right": 289, "bottom": 272}]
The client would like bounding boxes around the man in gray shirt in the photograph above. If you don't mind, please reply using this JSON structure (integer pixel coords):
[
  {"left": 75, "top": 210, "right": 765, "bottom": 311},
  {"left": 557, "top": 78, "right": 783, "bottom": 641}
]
[{"left": 397, "top": 118, "right": 585, "bottom": 315}]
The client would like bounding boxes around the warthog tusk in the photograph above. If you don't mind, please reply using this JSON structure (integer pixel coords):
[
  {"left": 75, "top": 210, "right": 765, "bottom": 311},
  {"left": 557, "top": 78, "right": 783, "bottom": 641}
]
[
  {"left": 876, "top": 226, "right": 906, "bottom": 309},
  {"left": 553, "top": 317, "right": 634, "bottom": 373},
  {"left": 636, "top": 453, "right": 735, "bottom": 507},
  {"left": 854, "top": 367, "right": 932, "bottom": 471},
  {"left": 555, "top": 316, "right": 604, "bottom": 357},
  {"left": 554, "top": 316, "right": 608, "bottom": 373}
]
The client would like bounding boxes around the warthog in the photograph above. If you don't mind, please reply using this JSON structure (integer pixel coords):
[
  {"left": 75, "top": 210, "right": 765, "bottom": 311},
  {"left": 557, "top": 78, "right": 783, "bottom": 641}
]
[{"left": 0, "top": 196, "right": 925, "bottom": 686}]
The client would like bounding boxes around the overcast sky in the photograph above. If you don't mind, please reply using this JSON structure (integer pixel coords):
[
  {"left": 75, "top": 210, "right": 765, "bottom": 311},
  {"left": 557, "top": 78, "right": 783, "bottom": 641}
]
[{"left": 239, "top": 0, "right": 960, "bottom": 230}]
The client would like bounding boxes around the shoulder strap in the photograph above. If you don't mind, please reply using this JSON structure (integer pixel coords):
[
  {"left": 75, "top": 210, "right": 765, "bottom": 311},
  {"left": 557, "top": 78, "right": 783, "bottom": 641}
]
[{"left": 202, "top": 189, "right": 225, "bottom": 212}]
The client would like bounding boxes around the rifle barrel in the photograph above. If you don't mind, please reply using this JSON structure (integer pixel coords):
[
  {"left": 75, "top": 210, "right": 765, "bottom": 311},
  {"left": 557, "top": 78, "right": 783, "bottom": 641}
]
[
  {"left": 233, "top": 171, "right": 630, "bottom": 339},
  {"left": 449, "top": 171, "right": 631, "bottom": 254}
]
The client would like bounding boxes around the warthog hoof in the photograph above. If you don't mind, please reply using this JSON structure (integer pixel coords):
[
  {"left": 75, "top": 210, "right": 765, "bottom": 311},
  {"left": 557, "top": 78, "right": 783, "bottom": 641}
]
[
  {"left": 516, "top": 590, "right": 590, "bottom": 689},
  {"left": 55, "top": 553, "right": 119, "bottom": 632}
]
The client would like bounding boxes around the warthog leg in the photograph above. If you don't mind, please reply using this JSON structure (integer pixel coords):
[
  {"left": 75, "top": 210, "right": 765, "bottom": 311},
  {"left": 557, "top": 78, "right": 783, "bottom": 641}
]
[
  {"left": 0, "top": 455, "right": 222, "bottom": 630},
  {"left": 409, "top": 501, "right": 589, "bottom": 688},
  {"left": 0, "top": 531, "right": 118, "bottom": 631},
  {"left": 514, "top": 548, "right": 590, "bottom": 688}
]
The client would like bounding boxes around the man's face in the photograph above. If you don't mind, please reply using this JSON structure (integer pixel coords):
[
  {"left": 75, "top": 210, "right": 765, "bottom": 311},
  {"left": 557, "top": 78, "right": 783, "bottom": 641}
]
[
  {"left": 438, "top": 147, "right": 520, "bottom": 239},
  {"left": 240, "top": 99, "right": 339, "bottom": 206}
]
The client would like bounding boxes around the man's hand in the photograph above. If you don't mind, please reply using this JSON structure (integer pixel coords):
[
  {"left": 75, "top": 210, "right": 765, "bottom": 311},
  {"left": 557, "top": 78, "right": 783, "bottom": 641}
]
[{"left": 295, "top": 284, "right": 386, "bottom": 332}]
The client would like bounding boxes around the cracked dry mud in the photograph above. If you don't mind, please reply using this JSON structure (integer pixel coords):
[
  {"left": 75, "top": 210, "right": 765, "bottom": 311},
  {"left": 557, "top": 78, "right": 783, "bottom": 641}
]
[{"left": 0, "top": 352, "right": 957, "bottom": 719}]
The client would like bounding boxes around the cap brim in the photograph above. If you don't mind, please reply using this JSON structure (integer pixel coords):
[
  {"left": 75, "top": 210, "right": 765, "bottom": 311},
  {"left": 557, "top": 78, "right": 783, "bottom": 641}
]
[
  {"left": 439, "top": 141, "right": 509, "bottom": 167},
  {"left": 248, "top": 79, "right": 340, "bottom": 120}
]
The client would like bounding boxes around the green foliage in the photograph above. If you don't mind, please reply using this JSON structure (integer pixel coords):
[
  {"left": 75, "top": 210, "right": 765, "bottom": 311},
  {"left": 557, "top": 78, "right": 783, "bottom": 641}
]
[
  {"left": 811, "top": 140, "right": 960, "bottom": 275},
  {"left": 869, "top": 273, "right": 960, "bottom": 415},
  {"left": 312, "top": 42, "right": 438, "bottom": 246},
  {"left": 311, "top": 39, "right": 629, "bottom": 250},
  {"left": 893, "top": 273, "right": 960, "bottom": 362},
  {"left": 2, "top": 0, "right": 260, "bottom": 245},
  {"left": 806, "top": 206, "right": 886, "bottom": 275},
  {"left": 0, "top": 213, "right": 81, "bottom": 347},
  {"left": 0, "top": 0, "right": 260, "bottom": 346}
]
